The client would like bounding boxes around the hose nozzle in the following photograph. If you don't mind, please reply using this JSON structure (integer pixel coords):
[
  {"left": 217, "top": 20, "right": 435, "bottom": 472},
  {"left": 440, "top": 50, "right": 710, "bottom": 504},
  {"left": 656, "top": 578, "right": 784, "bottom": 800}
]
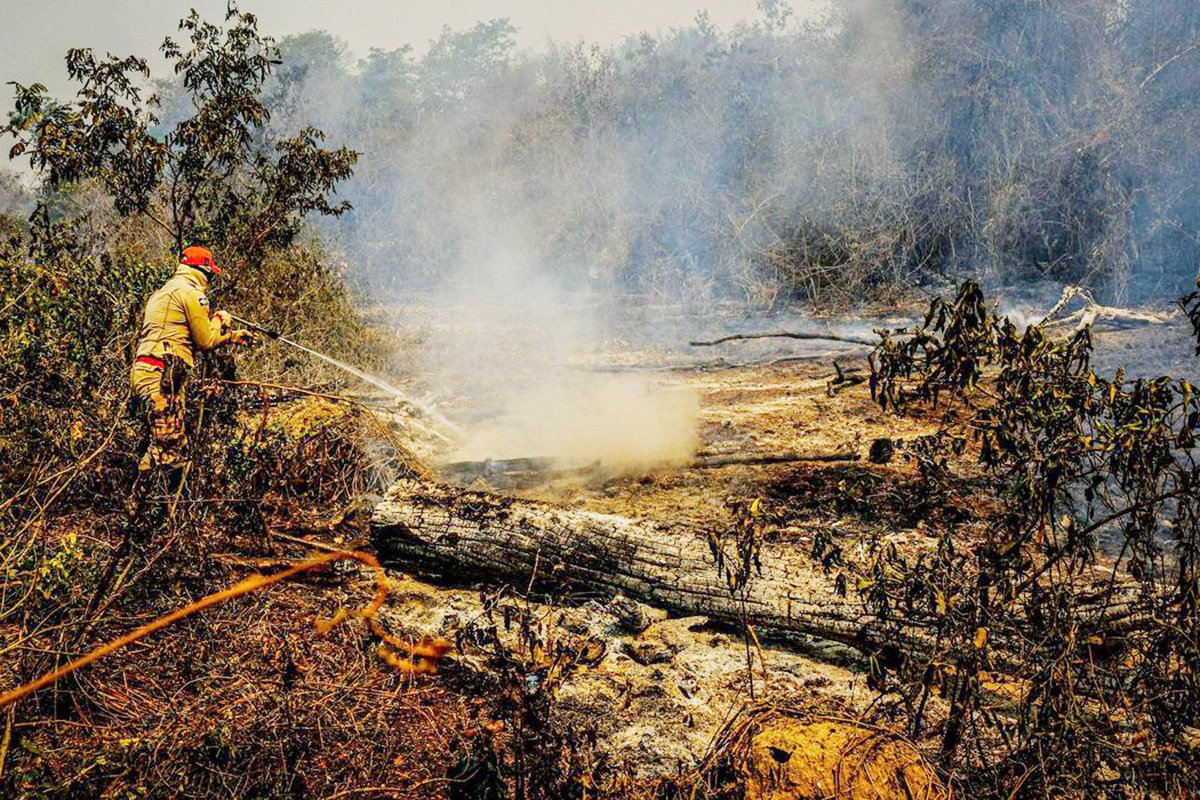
[{"left": 230, "top": 314, "right": 280, "bottom": 340}]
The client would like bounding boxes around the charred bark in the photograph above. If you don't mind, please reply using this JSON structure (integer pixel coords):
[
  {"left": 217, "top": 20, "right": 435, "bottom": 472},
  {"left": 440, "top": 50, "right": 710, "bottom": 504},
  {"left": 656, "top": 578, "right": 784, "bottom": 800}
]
[
  {"left": 690, "top": 450, "right": 860, "bottom": 468},
  {"left": 370, "top": 480, "right": 899, "bottom": 653},
  {"left": 371, "top": 481, "right": 1146, "bottom": 672}
]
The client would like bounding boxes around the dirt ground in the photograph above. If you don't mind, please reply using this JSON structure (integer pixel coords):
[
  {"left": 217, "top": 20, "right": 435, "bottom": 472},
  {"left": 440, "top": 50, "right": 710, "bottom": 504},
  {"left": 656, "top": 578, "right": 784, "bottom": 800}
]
[
  {"left": 516, "top": 309, "right": 1197, "bottom": 525},
  {"left": 2, "top": 332, "right": 958, "bottom": 798}
]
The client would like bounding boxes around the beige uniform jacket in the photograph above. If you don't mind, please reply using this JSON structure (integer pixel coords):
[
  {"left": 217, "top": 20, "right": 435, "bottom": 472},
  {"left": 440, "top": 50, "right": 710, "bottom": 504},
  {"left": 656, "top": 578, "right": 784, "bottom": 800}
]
[{"left": 134, "top": 264, "right": 230, "bottom": 366}]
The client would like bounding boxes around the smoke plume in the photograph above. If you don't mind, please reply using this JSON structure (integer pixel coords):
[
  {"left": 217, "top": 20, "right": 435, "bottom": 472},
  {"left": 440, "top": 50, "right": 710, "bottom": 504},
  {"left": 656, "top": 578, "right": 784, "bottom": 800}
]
[{"left": 255, "top": 0, "right": 1200, "bottom": 463}]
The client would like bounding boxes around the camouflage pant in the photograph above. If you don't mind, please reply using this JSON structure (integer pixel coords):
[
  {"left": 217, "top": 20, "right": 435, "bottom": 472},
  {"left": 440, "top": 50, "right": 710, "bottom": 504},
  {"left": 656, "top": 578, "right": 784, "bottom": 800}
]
[{"left": 131, "top": 360, "right": 190, "bottom": 472}]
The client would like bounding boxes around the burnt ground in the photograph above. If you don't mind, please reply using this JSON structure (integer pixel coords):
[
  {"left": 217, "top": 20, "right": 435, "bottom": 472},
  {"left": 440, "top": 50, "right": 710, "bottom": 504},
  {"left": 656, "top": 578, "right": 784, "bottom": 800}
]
[
  {"left": 5, "top": 309, "right": 1191, "bottom": 798},
  {"left": 396, "top": 311, "right": 1194, "bottom": 794},
  {"left": 401, "top": 348, "right": 990, "bottom": 791}
]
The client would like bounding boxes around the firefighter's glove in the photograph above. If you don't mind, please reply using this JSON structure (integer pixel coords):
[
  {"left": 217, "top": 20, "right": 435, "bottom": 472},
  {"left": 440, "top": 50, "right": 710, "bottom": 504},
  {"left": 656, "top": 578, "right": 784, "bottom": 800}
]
[{"left": 230, "top": 329, "right": 256, "bottom": 347}]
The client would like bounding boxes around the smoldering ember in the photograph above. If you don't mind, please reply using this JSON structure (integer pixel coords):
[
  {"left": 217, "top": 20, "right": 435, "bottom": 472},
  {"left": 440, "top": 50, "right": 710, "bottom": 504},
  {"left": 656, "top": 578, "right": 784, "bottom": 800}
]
[{"left": 2, "top": 1, "right": 1200, "bottom": 797}]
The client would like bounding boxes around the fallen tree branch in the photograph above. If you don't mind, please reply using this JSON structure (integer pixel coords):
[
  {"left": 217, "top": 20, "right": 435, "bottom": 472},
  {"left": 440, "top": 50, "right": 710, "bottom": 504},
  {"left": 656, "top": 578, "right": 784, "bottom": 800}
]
[
  {"left": 690, "top": 451, "right": 860, "bottom": 469},
  {"left": 441, "top": 451, "right": 861, "bottom": 487},
  {"left": 371, "top": 480, "right": 1146, "bottom": 671},
  {"left": 1040, "top": 285, "right": 1176, "bottom": 331},
  {"left": 690, "top": 332, "right": 876, "bottom": 347}
]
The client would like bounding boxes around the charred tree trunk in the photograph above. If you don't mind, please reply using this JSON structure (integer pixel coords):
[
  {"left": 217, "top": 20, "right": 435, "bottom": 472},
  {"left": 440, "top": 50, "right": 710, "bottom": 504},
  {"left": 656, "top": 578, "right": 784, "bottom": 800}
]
[
  {"left": 371, "top": 481, "right": 1143, "bottom": 670},
  {"left": 371, "top": 480, "right": 900, "bottom": 653}
]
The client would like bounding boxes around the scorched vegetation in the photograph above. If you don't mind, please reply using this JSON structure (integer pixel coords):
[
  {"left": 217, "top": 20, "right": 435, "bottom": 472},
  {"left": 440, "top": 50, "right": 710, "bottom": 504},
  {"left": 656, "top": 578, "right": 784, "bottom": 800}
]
[{"left": 2, "top": 2, "right": 1200, "bottom": 799}]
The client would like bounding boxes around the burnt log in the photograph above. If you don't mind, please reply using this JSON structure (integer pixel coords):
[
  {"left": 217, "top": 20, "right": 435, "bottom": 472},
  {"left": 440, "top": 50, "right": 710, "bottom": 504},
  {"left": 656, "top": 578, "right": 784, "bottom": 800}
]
[
  {"left": 689, "top": 331, "right": 875, "bottom": 347},
  {"left": 371, "top": 481, "right": 1152, "bottom": 674},
  {"left": 370, "top": 479, "right": 905, "bottom": 653}
]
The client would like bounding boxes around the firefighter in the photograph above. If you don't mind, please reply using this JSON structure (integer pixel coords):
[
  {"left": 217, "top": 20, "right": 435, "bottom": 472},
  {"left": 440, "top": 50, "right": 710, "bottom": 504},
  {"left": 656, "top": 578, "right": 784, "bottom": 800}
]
[{"left": 130, "top": 245, "right": 253, "bottom": 474}]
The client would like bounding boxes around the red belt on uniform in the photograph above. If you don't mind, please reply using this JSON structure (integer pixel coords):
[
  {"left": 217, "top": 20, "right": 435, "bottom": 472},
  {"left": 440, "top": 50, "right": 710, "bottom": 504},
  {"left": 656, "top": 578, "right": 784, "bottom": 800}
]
[{"left": 135, "top": 355, "right": 166, "bottom": 370}]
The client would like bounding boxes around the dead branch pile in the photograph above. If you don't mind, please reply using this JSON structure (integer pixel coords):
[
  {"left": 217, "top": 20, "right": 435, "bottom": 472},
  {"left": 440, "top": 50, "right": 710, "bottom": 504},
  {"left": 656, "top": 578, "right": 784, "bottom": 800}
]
[{"left": 0, "top": 386, "right": 455, "bottom": 797}]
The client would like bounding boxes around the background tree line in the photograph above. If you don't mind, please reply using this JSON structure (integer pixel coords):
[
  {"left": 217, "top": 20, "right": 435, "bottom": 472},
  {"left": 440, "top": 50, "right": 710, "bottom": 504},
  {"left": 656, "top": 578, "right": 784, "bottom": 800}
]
[{"left": 207, "top": 0, "right": 1200, "bottom": 309}]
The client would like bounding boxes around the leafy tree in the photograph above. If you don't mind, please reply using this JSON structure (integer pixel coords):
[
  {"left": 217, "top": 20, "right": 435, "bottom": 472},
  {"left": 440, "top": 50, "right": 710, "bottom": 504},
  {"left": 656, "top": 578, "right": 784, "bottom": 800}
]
[
  {"left": 357, "top": 46, "right": 419, "bottom": 128},
  {"left": 3, "top": 2, "right": 357, "bottom": 268},
  {"left": 0, "top": 3, "right": 367, "bottom": 507},
  {"left": 420, "top": 20, "right": 518, "bottom": 111}
]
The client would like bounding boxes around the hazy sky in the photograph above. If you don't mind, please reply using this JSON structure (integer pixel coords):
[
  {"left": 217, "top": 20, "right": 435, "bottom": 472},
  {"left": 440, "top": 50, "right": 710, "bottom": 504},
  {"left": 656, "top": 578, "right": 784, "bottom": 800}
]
[{"left": 0, "top": 1, "right": 816, "bottom": 98}]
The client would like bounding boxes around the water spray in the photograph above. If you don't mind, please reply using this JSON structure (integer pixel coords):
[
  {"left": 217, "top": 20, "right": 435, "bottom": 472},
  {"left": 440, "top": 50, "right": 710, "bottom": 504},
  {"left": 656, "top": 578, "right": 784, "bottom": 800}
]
[{"left": 230, "top": 314, "right": 460, "bottom": 438}]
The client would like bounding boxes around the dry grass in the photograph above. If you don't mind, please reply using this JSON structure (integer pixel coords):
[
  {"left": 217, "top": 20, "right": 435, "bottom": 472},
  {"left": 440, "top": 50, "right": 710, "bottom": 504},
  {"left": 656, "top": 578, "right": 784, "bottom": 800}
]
[
  {"left": 0, "top": 389, "right": 477, "bottom": 799},
  {"left": 6, "top": 560, "right": 473, "bottom": 798}
]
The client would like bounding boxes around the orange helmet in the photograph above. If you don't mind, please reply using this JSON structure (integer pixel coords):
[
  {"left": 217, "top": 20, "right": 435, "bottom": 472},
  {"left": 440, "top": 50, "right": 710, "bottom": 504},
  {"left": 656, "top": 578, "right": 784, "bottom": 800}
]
[{"left": 180, "top": 245, "right": 221, "bottom": 275}]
